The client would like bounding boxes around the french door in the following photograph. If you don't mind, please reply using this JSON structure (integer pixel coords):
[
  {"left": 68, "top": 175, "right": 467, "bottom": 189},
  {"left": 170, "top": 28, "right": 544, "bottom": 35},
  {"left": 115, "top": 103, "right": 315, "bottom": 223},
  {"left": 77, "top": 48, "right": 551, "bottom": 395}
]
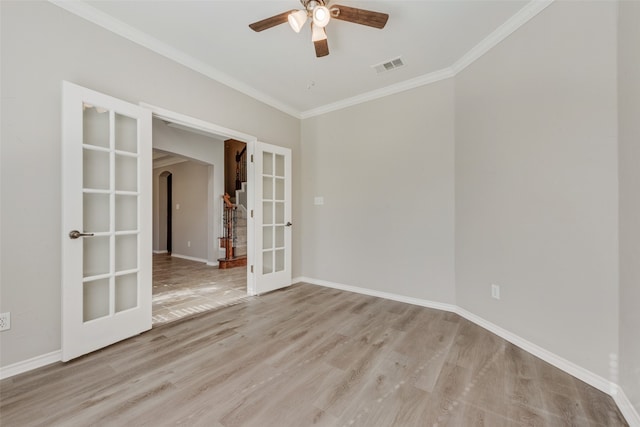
[
  {"left": 61, "top": 82, "right": 152, "bottom": 361},
  {"left": 251, "top": 141, "right": 292, "bottom": 295}
]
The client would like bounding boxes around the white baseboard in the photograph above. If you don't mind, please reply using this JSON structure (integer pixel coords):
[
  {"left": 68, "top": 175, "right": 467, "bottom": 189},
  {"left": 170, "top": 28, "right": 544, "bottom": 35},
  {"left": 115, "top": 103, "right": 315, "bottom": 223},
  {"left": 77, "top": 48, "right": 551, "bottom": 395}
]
[
  {"left": 296, "top": 275, "right": 637, "bottom": 424},
  {"left": 454, "top": 307, "right": 615, "bottom": 395},
  {"left": 294, "top": 276, "right": 457, "bottom": 313},
  {"left": 170, "top": 253, "right": 207, "bottom": 263},
  {"left": 165, "top": 252, "right": 217, "bottom": 266},
  {"left": 613, "top": 385, "right": 640, "bottom": 427},
  {"left": 0, "top": 350, "right": 62, "bottom": 380}
]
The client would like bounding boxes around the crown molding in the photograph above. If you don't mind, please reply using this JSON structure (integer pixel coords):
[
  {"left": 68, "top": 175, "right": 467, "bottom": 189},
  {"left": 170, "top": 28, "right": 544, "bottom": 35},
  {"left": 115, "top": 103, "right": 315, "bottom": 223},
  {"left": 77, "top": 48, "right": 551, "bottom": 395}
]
[
  {"left": 153, "top": 156, "right": 188, "bottom": 169},
  {"left": 49, "top": 0, "right": 554, "bottom": 120},
  {"left": 451, "top": 0, "right": 555, "bottom": 74},
  {"left": 299, "top": 67, "right": 456, "bottom": 118},
  {"left": 300, "top": 0, "right": 555, "bottom": 118},
  {"left": 48, "top": 0, "right": 302, "bottom": 119}
]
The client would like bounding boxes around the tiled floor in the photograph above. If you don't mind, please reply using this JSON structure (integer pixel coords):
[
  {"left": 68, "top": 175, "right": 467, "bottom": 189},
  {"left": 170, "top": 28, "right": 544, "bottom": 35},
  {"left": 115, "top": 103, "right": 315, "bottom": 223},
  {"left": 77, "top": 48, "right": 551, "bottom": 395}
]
[{"left": 152, "top": 253, "right": 249, "bottom": 326}]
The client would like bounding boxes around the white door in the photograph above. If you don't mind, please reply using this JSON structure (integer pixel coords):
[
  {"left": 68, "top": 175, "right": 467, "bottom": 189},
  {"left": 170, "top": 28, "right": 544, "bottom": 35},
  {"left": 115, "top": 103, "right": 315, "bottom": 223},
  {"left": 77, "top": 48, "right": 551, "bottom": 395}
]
[
  {"left": 251, "top": 142, "right": 292, "bottom": 294},
  {"left": 61, "top": 82, "right": 152, "bottom": 361}
]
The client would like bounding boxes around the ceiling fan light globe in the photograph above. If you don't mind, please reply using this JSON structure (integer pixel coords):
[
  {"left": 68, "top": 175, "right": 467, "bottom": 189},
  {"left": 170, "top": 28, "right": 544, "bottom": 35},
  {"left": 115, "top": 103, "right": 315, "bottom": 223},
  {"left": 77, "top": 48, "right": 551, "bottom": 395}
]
[
  {"left": 288, "top": 10, "right": 307, "bottom": 33},
  {"left": 311, "top": 24, "right": 327, "bottom": 42},
  {"left": 312, "top": 6, "right": 330, "bottom": 28}
]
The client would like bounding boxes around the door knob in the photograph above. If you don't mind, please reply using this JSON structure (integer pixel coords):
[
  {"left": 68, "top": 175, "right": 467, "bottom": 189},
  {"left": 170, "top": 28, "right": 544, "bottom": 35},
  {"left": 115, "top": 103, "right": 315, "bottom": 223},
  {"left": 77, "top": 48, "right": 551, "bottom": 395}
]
[
  {"left": 285, "top": 222, "right": 292, "bottom": 227},
  {"left": 69, "top": 230, "right": 95, "bottom": 239}
]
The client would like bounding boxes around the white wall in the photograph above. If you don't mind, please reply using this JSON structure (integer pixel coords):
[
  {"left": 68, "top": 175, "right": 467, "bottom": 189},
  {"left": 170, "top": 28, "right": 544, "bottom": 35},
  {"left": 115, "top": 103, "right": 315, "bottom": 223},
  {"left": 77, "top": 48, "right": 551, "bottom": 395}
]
[
  {"left": 300, "top": 79, "right": 456, "bottom": 304},
  {"left": 618, "top": 0, "right": 640, "bottom": 415},
  {"left": 0, "top": 0, "right": 299, "bottom": 368},
  {"left": 1, "top": 3, "right": 635, "bottom": 414},
  {"left": 152, "top": 118, "right": 226, "bottom": 262},
  {"left": 455, "top": 1, "right": 619, "bottom": 379}
]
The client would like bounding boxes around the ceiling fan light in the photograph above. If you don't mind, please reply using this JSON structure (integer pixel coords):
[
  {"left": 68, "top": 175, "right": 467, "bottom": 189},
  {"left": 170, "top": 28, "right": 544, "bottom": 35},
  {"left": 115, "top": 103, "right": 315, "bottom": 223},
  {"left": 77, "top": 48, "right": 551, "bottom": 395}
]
[
  {"left": 311, "top": 24, "right": 327, "bottom": 42},
  {"left": 312, "top": 5, "right": 330, "bottom": 28},
  {"left": 288, "top": 10, "right": 307, "bottom": 33}
]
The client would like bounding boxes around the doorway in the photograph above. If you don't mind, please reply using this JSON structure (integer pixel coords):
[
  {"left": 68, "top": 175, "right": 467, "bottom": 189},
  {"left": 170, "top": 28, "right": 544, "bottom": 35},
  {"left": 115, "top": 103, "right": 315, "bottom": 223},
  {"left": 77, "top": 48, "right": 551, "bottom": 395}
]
[
  {"left": 157, "top": 171, "right": 173, "bottom": 253},
  {"left": 166, "top": 173, "right": 172, "bottom": 253},
  {"left": 151, "top": 121, "right": 249, "bottom": 326},
  {"left": 61, "top": 83, "right": 292, "bottom": 361},
  {"left": 143, "top": 102, "right": 294, "bottom": 297}
]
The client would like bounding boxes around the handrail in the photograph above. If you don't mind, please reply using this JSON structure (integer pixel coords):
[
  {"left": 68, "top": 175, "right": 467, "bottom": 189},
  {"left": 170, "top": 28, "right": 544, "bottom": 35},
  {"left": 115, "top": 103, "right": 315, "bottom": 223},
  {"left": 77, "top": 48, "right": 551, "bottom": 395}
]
[
  {"left": 222, "top": 192, "right": 234, "bottom": 208},
  {"left": 235, "top": 146, "right": 247, "bottom": 163}
]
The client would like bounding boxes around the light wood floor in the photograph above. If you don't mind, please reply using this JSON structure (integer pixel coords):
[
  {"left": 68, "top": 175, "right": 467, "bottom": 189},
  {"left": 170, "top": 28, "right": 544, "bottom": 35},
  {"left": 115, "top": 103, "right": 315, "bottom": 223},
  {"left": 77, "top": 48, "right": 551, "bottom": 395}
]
[
  {"left": 0, "top": 284, "right": 627, "bottom": 426},
  {"left": 152, "top": 254, "right": 248, "bottom": 326}
]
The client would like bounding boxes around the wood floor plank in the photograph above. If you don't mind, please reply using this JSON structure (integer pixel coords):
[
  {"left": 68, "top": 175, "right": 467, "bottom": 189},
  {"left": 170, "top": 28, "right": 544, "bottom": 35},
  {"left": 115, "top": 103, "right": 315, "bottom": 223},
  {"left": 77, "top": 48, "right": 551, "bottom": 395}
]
[{"left": 0, "top": 279, "right": 628, "bottom": 426}]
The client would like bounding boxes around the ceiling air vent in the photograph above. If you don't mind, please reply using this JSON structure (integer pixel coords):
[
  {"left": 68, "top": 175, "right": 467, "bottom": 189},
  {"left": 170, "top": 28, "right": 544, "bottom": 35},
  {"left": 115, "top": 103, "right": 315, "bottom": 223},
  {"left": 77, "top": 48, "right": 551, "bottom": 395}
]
[{"left": 373, "top": 57, "right": 405, "bottom": 74}]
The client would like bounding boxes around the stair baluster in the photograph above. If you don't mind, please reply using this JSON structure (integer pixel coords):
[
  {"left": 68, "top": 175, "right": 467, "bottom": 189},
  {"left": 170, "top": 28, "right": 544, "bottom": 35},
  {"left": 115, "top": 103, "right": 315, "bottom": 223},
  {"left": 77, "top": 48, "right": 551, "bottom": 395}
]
[{"left": 218, "top": 193, "right": 247, "bottom": 269}]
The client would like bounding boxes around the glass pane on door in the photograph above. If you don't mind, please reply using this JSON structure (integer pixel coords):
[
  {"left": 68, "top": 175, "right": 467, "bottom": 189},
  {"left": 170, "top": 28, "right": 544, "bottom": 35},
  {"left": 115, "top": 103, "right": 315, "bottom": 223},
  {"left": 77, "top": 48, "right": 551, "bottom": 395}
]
[
  {"left": 115, "top": 113, "right": 138, "bottom": 153},
  {"left": 275, "top": 154, "right": 284, "bottom": 177},
  {"left": 116, "top": 234, "right": 138, "bottom": 272},
  {"left": 83, "top": 278, "right": 110, "bottom": 321},
  {"left": 115, "top": 273, "right": 137, "bottom": 312},
  {"left": 263, "top": 152, "right": 273, "bottom": 175},
  {"left": 263, "top": 250, "right": 273, "bottom": 274},
  {"left": 83, "top": 236, "right": 109, "bottom": 278},
  {"left": 275, "top": 249, "right": 285, "bottom": 272},
  {"left": 115, "top": 195, "right": 137, "bottom": 231},
  {"left": 83, "top": 106, "right": 109, "bottom": 148},
  {"left": 81, "top": 103, "right": 140, "bottom": 323},
  {"left": 84, "top": 193, "right": 110, "bottom": 232},
  {"left": 83, "top": 149, "right": 110, "bottom": 190},
  {"left": 115, "top": 155, "right": 138, "bottom": 192}
]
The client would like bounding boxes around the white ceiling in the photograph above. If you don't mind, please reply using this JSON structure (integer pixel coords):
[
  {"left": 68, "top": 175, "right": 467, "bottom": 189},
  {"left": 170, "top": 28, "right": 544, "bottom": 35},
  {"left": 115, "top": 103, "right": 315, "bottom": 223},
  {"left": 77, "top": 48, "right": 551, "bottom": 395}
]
[{"left": 54, "top": 0, "right": 548, "bottom": 118}]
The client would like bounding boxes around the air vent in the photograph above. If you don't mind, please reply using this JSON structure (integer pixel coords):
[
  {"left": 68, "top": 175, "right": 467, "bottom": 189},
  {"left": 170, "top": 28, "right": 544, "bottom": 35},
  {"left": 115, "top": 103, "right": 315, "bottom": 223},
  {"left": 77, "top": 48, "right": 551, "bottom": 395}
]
[{"left": 372, "top": 56, "right": 405, "bottom": 74}]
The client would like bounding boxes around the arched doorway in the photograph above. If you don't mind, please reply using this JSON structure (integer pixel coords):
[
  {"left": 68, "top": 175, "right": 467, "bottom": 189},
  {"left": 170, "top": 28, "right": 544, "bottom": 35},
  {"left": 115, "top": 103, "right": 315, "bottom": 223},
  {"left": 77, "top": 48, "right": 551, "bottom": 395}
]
[{"left": 158, "top": 171, "right": 172, "bottom": 253}]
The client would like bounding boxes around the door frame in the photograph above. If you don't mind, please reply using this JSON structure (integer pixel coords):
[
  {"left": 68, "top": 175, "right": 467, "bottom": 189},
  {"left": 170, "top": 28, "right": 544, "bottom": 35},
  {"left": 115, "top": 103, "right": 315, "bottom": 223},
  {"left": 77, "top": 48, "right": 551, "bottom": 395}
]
[{"left": 140, "top": 103, "right": 258, "bottom": 294}]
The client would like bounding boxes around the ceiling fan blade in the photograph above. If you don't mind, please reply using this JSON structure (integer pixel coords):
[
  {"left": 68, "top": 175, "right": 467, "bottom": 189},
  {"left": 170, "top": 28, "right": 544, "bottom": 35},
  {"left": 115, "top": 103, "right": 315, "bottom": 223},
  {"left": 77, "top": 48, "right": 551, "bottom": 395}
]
[
  {"left": 249, "top": 10, "right": 296, "bottom": 32},
  {"left": 330, "top": 5, "right": 389, "bottom": 29},
  {"left": 314, "top": 39, "right": 329, "bottom": 57}
]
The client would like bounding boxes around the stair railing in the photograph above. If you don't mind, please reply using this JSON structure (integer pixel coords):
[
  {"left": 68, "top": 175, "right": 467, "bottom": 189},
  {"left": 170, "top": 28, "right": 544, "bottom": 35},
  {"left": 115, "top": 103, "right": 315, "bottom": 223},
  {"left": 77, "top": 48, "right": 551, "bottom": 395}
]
[{"left": 220, "top": 193, "right": 237, "bottom": 260}]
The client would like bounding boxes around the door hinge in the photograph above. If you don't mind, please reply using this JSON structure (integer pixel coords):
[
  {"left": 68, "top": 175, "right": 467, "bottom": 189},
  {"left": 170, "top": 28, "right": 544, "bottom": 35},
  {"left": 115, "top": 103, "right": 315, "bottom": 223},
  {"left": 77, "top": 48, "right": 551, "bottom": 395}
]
[
  {"left": 251, "top": 210, "right": 254, "bottom": 218},
  {"left": 251, "top": 265, "right": 254, "bottom": 273},
  {"left": 251, "top": 154, "right": 254, "bottom": 163}
]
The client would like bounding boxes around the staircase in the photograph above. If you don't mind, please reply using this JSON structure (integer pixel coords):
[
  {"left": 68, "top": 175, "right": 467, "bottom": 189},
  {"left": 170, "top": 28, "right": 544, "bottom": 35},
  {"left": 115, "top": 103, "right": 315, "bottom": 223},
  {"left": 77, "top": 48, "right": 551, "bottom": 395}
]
[
  {"left": 218, "top": 195, "right": 247, "bottom": 269},
  {"left": 233, "top": 204, "right": 247, "bottom": 258},
  {"left": 218, "top": 145, "right": 247, "bottom": 269}
]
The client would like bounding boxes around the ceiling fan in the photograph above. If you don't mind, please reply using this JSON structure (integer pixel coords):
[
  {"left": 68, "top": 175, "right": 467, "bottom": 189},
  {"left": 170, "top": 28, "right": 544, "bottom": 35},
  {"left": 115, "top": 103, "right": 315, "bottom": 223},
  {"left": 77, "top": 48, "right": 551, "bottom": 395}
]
[{"left": 249, "top": 0, "right": 389, "bottom": 58}]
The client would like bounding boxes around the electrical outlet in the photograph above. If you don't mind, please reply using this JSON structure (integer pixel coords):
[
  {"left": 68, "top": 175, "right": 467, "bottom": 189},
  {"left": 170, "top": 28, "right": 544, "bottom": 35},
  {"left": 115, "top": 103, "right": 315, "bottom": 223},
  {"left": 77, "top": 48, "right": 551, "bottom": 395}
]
[
  {"left": 0, "top": 312, "right": 11, "bottom": 331},
  {"left": 491, "top": 284, "right": 501, "bottom": 300},
  {"left": 187, "top": 241, "right": 191, "bottom": 247}
]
